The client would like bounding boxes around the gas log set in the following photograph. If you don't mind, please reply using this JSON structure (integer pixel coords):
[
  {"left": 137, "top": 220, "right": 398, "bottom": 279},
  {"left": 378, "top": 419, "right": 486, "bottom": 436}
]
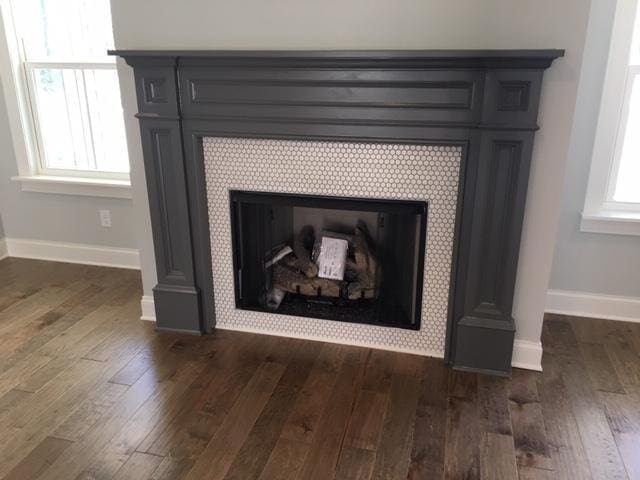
[{"left": 265, "top": 222, "right": 379, "bottom": 310}]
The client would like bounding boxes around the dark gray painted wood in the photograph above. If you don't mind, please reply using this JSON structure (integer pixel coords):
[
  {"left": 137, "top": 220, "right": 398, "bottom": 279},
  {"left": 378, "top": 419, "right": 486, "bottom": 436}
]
[
  {"left": 113, "top": 50, "right": 563, "bottom": 375},
  {"left": 134, "top": 59, "right": 203, "bottom": 332}
]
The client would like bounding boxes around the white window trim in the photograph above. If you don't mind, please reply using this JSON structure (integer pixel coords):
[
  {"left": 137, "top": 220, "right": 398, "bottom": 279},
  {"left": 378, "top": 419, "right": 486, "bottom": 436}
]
[
  {"left": 0, "top": 0, "right": 131, "bottom": 199},
  {"left": 582, "top": 0, "right": 640, "bottom": 236}
]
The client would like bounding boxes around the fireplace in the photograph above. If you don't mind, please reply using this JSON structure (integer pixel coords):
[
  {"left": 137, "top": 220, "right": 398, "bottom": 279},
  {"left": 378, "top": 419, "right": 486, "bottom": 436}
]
[
  {"left": 229, "top": 190, "right": 427, "bottom": 329},
  {"left": 113, "top": 49, "right": 564, "bottom": 375}
]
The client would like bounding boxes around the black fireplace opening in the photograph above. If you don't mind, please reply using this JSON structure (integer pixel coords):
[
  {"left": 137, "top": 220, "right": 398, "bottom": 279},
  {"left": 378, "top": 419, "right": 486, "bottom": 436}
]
[{"left": 229, "top": 190, "right": 428, "bottom": 330}]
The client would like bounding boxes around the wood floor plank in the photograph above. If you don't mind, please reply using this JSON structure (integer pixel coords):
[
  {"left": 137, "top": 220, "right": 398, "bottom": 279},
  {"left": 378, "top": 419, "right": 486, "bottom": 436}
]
[
  {"left": 145, "top": 343, "right": 271, "bottom": 480},
  {"left": 604, "top": 337, "right": 640, "bottom": 389},
  {"left": 444, "top": 370, "right": 480, "bottom": 480},
  {"left": 2, "top": 358, "right": 104, "bottom": 429},
  {"left": 0, "top": 286, "right": 69, "bottom": 336},
  {"left": 78, "top": 359, "right": 206, "bottom": 480},
  {"left": 297, "top": 350, "right": 366, "bottom": 480},
  {"left": 478, "top": 374, "right": 513, "bottom": 436},
  {"left": 480, "top": 432, "right": 519, "bottom": 480},
  {"left": 14, "top": 356, "right": 73, "bottom": 393},
  {"left": 508, "top": 369, "right": 553, "bottom": 470},
  {"left": 183, "top": 361, "right": 286, "bottom": 480},
  {"left": 280, "top": 343, "right": 347, "bottom": 445},
  {"left": 369, "top": 355, "right": 422, "bottom": 480},
  {"left": 601, "top": 388, "right": 640, "bottom": 479},
  {"left": 257, "top": 438, "right": 310, "bottom": 480},
  {"left": 223, "top": 341, "right": 320, "bottom": 480},
  {"left": 537, "top": 353, "right": 592, "bottom": 480},
  {"left": 0, "top": 388, "right": 32, "bottom": 415},
  {"left": 2, "top": 436, "right": 73, "bottom": 480},
  {"left": 0, "top": 358, "right": 107, "bottom": 478},
  {"left": 542, "top": 317, "right": 581, "bottom": 357},
  {"left": 335, "top": 446, "right": 376, "bottom": 480},
  {"left": 39, "top": 299, "right": 137, "bottom": 360},
  {"left": 343, "top": 389, "right": 388, "bottom": 451},
  {"left": 0, "top": 283, "right": 120, "bottom": 370},
  {"left": 407, "top": 357, "right": 448, "bottom": 480},
  {"left": 52, "top": 381, "right": 129, "bottom": 441},
  {"left": 361, "top": 349, "right": 396, "bottom": 393},
  {"left": 567, "top": 316, "right": 632, "bottom": 345},
  {"left": 579, "top": 342, "right": 626, "bottom": 394},
  {"left": 0, "top": 352, "right": 53, "bottom": 399},
  {"left": 109, "top": 332, "right": 178, "bottom": 388},
  {"left": 0, "top": 280, "right": 40, "bottom": 313},
  {"left": 112, "top": 451, "right": 163, "bottom": 480},
  {"left": 518, "top": 465, "right": 557, "bottom": 480},
  {"left": 0, "top": 285, "right": 102, "bottom": 359},
  {"left": 36, "top": 346, "right": 196, "bottom": 480},
  {"left": 555, "top": 352, "right": 627, "bottom": 480},
  {"left": 223, "top": 384, "right": 300, "bottom": 480},
  {"left": 141, "top": 333, "right": 267, "bottom": 459}
]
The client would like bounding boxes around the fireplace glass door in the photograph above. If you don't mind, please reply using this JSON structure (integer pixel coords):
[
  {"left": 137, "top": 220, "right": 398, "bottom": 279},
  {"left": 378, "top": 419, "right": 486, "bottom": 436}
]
[{"left": 229, "top": 190, "right": 427, "bottom": 329}]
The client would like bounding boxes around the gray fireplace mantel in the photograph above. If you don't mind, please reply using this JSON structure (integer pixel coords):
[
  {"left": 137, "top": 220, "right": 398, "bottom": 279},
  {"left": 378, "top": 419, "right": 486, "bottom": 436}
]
[{"left": 111, "top": 49, "right": 564, "bottom": 376}]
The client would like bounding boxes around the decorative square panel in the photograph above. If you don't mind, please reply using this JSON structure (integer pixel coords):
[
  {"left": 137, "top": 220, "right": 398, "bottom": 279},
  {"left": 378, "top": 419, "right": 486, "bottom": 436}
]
[
  {"left": 498, "top": 81, "right": 530, "bottom": 111},
  {"left": 203, "top": 137, "right": 462, "bottom": 357},
  {"left": 143, "top": 77, "right": 168, "bottom": 104}
]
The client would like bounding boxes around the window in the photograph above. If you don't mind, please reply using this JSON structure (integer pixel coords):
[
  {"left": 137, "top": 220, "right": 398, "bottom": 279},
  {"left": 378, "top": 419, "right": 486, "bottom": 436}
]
[
  {"left": 583, "top": 0, "right": 640, "bottom": 235},
  {"left": 0, "top": 0, "right": 130, "bottom": 197}
]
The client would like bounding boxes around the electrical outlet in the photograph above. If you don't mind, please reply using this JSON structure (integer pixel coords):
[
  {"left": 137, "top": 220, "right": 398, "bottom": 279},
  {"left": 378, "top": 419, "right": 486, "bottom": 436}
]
[{"left": 99, "top": 209, "right": 112, "bottom": 228}]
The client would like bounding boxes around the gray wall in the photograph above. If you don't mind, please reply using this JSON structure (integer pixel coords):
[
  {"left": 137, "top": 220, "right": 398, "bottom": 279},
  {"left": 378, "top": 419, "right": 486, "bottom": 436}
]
[
  {"left": 549, "top": 0, "right": 640, "bottom": 298},
  {"left": 110, "top": 0, "right": 593, "bottom": 347},
  {"left": 0, "top": 80, "right": 137, "bottom": 249}
]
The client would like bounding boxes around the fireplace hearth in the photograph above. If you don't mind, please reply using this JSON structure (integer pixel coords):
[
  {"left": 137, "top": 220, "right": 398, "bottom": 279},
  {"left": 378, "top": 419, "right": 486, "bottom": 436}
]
[
  {"left": 113, "top": 49, "right": 564, "bottom": 376},
  {"left": 230, "top": 190, "right": 427, "bottom": 329}
]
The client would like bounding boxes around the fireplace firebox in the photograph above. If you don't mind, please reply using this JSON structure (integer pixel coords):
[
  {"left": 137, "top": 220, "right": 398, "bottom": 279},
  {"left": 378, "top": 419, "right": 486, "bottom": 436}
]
[{"left": 230, "top": 191, "right": 427, "bottom": 329}]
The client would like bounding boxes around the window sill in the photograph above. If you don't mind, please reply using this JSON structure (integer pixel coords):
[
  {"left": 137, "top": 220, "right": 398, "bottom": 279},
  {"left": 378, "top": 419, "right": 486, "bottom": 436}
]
[
  {"left": 11, "top": 175, "right": 132, "bottom": 199},
  {"left": 580, "top": 210, "right": 640, "bottom": 236}
]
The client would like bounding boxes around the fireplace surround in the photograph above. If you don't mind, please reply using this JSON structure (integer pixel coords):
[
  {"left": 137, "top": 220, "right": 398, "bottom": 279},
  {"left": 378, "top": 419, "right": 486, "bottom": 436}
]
[
  {"left": 204, "top": 138, "right": 459, "bottom": 355},
  {"left": 113, "top": 49, "right": 563, "bottom": 375}
]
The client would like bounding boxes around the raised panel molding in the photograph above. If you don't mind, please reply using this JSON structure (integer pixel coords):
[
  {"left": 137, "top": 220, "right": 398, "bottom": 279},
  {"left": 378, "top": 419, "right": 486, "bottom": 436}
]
[
  {"left": 474, "top": 140, "right": 521, "bottom": 319},
  {"left": 143, "top": 77, "right": 168, "bottom": 104},
  {"left": 498, "top": 81, "right": 531, "bottom": 111},
  {"left": 132, "top": 59, "right": 179, "bottom": 117},
  {"left": 187, "top": 78, "right": 475, "bottom": 109},
  {"left": 148, "top": 128, "right": 187, "bottom": 281},
  {"left": 180, "top": 69, "right": 484, "bottom": 126},
  {"left": 113, "top": 50, "right": 563, "bottom": 375},
  {"left": 482, "top": 70, "right": 543, "bottom": 128}
]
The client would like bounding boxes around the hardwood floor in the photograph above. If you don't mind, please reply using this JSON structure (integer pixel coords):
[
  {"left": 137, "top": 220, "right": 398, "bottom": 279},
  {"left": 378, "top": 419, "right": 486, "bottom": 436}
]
[{"left": 0, "top": 257, "right": 639, "bottom": 479}]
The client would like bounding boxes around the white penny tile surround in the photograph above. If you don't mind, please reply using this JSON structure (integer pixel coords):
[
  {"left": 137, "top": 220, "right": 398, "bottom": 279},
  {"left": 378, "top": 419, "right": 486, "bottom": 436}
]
[{"left": 203, "top": 137, "right": 461, "bottom": 356}]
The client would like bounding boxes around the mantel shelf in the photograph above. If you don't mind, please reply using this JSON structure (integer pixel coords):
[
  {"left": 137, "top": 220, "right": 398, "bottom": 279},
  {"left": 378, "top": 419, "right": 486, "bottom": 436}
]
[{"left": 110, "top": 49, "right": 564, "bottom": 70}]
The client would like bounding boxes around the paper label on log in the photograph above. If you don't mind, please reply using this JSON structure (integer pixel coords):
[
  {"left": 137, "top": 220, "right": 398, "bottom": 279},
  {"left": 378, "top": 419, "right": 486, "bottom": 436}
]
[{"left": 316, "top": 236, "right": 348, "bottom": 280}]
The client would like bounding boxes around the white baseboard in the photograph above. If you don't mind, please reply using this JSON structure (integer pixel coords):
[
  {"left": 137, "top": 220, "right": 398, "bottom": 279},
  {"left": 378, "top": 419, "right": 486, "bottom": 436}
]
[
  {"left": 0, "top": 238, "right": 7, "bottom": 260},
  {"left": 512, "top": 339, "right": 543, "bottom": 371},
  {"left": 140, "top": 295, "right": 156, "bottom": 322},
  {"left": 4, "top": 237, "right": 140, "bottom": 270},
  {"left": 546, "top": 289, "right": 640, "bottom": 323}
]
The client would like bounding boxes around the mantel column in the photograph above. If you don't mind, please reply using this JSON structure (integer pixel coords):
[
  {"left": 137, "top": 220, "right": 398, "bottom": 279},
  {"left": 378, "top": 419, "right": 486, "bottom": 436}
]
[
  {"left": 129, "top": 57, "right": 203, "bottom": 333},
  {"left": 450, "top": 68, "right": 544, "bottom": 375}
]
